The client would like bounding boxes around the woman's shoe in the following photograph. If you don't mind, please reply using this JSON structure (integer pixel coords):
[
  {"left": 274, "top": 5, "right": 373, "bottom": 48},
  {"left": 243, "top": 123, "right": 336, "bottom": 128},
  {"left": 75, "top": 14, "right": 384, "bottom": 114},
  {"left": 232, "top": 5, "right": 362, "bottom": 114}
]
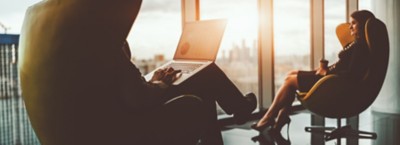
[
  {"left": 251, "top": 134, "right": 275, "bottom": 144},
  {"left": 268, "top": 128, "right": 291, "bottom": 145},
  {"left": 251, "top": 119, "right": 275, "bottom": 132},
  {"left": 272, "top": 115, "right": 291, "bottom": 143},
  {"left": 274, "top": 115, "right": 291, "bottom": 133}
]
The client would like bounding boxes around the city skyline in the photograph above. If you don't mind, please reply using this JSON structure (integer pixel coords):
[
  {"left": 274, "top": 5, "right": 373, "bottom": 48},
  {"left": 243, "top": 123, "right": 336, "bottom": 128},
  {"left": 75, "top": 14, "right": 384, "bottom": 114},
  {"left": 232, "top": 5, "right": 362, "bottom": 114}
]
[{"left": 1, "top": 0, "right": 370, "bottom": 61}]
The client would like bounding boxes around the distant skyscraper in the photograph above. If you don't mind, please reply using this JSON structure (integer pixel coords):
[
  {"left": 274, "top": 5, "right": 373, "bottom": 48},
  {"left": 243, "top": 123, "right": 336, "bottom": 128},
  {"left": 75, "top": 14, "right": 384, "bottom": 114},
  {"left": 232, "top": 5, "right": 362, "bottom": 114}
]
[{"left": 0, "top": 34, "right": 40, "bottom": 145}]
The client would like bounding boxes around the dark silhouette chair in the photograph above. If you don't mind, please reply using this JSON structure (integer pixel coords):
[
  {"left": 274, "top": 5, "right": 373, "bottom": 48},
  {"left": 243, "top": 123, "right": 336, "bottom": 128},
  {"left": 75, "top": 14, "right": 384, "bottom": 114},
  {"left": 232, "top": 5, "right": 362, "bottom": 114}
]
[
  {"left": 296, "top": 17, "right": 389, "bottom": 144},
  {"left": 18, "top": 0, "right": 206, "bottom": 145}
]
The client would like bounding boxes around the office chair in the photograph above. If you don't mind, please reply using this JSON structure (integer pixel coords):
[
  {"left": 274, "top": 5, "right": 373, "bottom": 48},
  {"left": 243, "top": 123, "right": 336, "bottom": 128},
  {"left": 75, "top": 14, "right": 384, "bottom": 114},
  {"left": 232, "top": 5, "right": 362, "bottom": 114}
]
[{"left": 296, "top": 17, "right": 389, "bottom": 144}]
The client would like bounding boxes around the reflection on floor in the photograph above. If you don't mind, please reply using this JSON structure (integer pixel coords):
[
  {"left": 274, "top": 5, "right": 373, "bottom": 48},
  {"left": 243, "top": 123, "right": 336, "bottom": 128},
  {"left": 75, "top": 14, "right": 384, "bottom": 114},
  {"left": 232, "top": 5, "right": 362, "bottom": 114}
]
[{"left": 221, "top": 108, "right": 400, "bottom": 145}]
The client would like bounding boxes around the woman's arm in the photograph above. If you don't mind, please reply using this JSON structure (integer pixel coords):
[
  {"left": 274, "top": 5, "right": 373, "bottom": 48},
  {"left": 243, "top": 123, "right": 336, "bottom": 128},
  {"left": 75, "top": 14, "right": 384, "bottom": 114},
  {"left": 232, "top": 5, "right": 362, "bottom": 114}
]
[{"left": 326, "top": 41, "right": 369, "bottom": 81}]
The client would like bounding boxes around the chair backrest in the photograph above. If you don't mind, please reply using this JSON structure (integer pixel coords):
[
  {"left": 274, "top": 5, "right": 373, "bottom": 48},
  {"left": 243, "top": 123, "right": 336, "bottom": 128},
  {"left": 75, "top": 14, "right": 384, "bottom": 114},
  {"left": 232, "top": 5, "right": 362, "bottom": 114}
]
[
  {"left": 336, "top": 23, "right": 354, "bottom": 47},
  {"left": 356, "top": 18, "right": 390, "bottom": 113},
  {"left": 19, "top": 0, "right": 143, "bottom": 144},
  {"left": 334, "top": 18, "right": 390, "bottom": 117}
]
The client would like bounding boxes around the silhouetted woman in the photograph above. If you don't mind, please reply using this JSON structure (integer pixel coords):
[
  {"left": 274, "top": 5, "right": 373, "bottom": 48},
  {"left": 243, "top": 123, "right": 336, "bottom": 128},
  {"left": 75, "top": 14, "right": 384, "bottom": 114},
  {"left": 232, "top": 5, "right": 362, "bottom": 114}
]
[{"left": 251, "top": 10, "right": 375, "bottom": 135}]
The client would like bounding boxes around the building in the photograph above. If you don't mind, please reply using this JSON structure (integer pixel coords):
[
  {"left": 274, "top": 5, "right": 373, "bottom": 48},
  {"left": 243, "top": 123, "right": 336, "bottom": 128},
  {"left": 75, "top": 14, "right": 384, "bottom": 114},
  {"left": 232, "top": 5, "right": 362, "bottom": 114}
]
[{"left": 0, "top": 34, "right": 40, "bottom": 145}]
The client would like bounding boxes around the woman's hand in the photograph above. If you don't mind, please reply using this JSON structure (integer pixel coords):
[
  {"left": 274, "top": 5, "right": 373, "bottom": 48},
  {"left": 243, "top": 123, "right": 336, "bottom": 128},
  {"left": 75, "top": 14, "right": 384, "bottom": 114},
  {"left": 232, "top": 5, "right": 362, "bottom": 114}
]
[
  {"left": 315, "top": 59, "right": 329, "bottom": 76},
  {"left": 150, "top": 67, "right": 182, "bottom": 85},
  {"left": 315, "top": 67, "right": 328, "bottom": 76}
]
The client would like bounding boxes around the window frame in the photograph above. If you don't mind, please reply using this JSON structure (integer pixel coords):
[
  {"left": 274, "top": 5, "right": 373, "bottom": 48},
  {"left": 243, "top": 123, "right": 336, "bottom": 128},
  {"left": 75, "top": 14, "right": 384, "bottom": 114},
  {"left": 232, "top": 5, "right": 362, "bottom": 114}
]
[{"left": 181, "top": 0, "right": 360, "bottom": 112}]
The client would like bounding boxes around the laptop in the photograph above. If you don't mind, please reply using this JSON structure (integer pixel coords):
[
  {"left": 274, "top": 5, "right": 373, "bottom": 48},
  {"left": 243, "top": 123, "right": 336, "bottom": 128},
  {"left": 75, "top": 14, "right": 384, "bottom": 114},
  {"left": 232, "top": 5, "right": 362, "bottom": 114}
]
[{"left": 144, "top": 19, "right": 227, "bottom": 85}]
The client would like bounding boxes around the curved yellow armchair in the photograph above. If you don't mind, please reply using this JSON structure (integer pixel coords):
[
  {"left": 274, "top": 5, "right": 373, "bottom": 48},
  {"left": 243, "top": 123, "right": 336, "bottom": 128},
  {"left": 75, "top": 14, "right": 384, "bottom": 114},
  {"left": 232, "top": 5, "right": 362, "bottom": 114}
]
[
  {"left": 18, "top": 0, "right": 145, "bottom": 144},
  {"left": 297, "top": 18, "right": 389, "bottom": 141}
]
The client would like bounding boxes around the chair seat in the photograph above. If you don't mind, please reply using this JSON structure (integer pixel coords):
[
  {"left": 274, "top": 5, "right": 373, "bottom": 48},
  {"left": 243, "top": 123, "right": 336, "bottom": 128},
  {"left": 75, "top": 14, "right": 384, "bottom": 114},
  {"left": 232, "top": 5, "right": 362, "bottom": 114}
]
[{"left": 295, "top": 74, "right": 362, "bottom": 118}]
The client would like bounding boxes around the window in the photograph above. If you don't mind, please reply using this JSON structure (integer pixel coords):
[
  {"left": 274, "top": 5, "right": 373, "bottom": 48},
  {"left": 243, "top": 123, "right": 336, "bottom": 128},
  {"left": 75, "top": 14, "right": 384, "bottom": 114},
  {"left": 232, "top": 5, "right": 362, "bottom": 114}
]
[
  {"left": 324, "top": 0, "right": 346, "bottom": 64},
  {"left": 200, "top": 0, "right": 259, "bottom": 115},
  {"left": 359, "top": 0, "right": 372, "bottom": 10},
  {"left": 127, "top": 0, "right": 182, "bottom": 74},
  {"left": 273, "top": 0, "right": 311, "bottom": 92},
  {"left": 1, "top": 1, "right": 41, "bottom": 144}
]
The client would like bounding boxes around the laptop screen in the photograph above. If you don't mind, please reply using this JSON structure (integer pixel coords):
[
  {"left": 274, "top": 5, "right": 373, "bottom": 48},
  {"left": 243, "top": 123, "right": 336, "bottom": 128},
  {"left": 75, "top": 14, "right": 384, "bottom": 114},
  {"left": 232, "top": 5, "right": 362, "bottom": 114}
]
[{"left": 173, "top": 19, "right": 227, "bottom": 61}]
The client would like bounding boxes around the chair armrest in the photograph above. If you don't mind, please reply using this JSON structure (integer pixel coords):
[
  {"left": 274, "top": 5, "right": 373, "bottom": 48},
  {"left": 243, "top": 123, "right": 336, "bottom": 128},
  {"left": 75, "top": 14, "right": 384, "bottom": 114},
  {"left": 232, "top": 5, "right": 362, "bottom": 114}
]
[
  {"left": 164, "top": 95, "right": 203, "bottom": 106},
  {"left": 162, "top": 95, "right": 207, "bottom": 144}
]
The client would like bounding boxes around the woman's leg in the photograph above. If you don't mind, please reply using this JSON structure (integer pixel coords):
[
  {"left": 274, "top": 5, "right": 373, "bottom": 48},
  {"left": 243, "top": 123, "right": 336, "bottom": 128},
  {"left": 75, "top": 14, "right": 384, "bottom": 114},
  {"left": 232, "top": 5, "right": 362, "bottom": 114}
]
[
  {"left": 274, "top": 103, "right": 293, "bottom": 131},
  {"left": 275, "top": 104, "right": 293, "bottom": 123},
  {"left": 256, "top": 70, "right": 299, "bottom": 127}
]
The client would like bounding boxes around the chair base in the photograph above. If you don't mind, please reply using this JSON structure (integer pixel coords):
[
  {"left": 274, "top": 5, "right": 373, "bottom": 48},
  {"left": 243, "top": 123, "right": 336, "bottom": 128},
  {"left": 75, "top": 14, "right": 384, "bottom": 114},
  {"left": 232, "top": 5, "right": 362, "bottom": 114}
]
[{"left": 305, "top": 125, "right": 377, "bottom": 142}]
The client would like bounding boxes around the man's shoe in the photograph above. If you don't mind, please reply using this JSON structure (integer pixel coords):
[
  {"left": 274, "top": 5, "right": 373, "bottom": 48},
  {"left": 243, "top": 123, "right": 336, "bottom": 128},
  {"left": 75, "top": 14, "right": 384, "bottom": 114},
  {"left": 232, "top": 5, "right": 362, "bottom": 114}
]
[{"left": 234, "top": 93, "right": 257, "bottom": 124}]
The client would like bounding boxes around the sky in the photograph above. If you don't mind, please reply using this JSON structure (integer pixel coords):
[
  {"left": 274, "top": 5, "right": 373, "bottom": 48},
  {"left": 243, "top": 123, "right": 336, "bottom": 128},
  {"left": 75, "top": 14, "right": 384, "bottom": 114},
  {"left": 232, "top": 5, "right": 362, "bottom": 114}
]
[
  {"left": 128, "top": 0, "right": 261, "bottom": 59},
  {"left": 0, "top": 0, "right": 185, "bottom": 59},
  {"left": 0, "top": 0, "right": 371, "bottom": 60},
  {"left": 0, "top": 0, "right": 177, "bottom": 34},
  {"left": 0, "top": 0, "right": 39, "bottom": 34}
]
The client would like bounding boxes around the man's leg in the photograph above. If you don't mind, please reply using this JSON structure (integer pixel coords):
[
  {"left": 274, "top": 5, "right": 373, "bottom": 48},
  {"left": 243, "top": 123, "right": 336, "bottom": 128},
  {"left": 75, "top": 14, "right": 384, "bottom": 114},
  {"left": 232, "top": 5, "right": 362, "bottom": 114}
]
[{"left": 176, "top": 63, "right": 254, "bottom": 115}]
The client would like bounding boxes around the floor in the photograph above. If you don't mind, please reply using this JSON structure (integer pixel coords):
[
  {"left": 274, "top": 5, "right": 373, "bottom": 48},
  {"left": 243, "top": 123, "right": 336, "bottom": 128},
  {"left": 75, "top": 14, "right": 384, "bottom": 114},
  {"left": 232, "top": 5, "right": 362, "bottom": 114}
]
[{"left": 220, "top": 108, "right": 400, "bottom": 145}]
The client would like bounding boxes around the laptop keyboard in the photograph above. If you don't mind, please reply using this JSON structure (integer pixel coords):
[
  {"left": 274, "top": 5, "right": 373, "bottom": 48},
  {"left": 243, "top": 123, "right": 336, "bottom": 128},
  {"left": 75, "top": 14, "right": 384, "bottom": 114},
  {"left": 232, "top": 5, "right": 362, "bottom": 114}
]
[{"left": 166, "top": 63, "right": 203, "bottom": 74}]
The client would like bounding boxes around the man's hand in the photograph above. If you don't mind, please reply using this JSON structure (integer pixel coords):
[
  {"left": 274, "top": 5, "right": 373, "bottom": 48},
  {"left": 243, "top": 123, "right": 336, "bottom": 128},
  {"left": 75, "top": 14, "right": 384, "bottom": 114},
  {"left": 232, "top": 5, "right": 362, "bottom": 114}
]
[{"left": 150, "top": 67, "right": 182, "bottom": 85}]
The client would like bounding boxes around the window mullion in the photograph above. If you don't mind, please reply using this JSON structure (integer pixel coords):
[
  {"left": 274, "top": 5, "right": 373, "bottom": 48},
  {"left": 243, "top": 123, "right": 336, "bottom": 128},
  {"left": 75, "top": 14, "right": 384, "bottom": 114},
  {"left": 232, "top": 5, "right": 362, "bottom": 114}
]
[{"left": 258, "top": 0, "right": 274, "bottom": 109}]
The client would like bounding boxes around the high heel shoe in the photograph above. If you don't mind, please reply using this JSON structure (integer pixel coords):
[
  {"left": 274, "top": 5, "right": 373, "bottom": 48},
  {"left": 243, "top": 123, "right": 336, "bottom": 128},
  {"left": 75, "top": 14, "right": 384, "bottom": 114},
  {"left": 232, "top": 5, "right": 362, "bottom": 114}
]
[
  {"left": 251, "top": 119, "right": 275, "bottom": 132},
  {"left": 268, "top": 128, "right": 291, "bottom": 145},
  {"left": 251, "top": 134, "right": 275, "bottom": 144},
  {"left": 274, "top": 116, "right": 291, "bottom": 133},
  {"left": 270, "top": 116, "right": 291, "bottom": 145}
]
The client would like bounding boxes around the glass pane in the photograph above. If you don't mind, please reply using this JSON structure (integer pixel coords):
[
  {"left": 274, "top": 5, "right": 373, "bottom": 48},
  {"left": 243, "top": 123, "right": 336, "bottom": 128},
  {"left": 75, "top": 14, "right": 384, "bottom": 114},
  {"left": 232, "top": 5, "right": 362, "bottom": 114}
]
[
  {"left": 324, "top": 0, "right": 346, "bottom": 64},
  {"left": 200, "top": 0, "right": 259, "bottom": 115},
  {"left": 359, "top": 0, "right": 372, "bottom": 10},
  {"left": 273, "top": 0, "right": 311, "bottom": 92},
  {"left": 127, "top": 0, "right": 182, "bottom": 74},
  {"left": 1, "top": 1, "right": 41, "bottom": 144}
]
